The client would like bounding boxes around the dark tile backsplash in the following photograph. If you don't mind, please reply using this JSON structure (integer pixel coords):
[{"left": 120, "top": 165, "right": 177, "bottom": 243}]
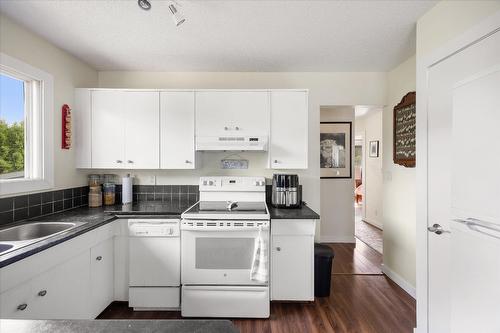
[
  {"left": 0, "top": 184, "right": 199, "bottom": 227},
  {"left": 0, "top": 186, "right": 88, "bottom": 226}
]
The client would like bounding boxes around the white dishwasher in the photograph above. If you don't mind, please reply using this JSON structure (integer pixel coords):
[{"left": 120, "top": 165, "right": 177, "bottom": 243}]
[{"left": 128, "top": 219, "right": 180, "bottom": 310}]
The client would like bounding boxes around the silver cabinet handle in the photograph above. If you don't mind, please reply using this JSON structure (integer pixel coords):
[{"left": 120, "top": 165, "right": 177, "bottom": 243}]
[
  {"left": 38, "top": 290, "right": 47, "bottom": 297},
  {"left": 96, "top": 256, "right": 103, "bottom": 261},
  {"left": 116, "top": 160, "right": 123, "bottom": 163},
  {"left": 17, "top": 304, "right": 27, "bottom": 311},
  {"left": 276, "top": 247, "right": 281, "bottom": 251},
  {"left": 127, "top": 160, "right": 134, "bottom": 164},
  {"left": 274, "top": 160, "right": 279, "bottom": 164},
  {"left": 224, "top": 126, "right": 229, "bottom": 130},
  {"left": 185, "top": 160, "right": 192, "bottom": 164},
  {"left": 235, "top": 126, "right": 240, "bottom": 131},
  {"left": 427, "top": 223, "right": 450, "bottom": 235}
]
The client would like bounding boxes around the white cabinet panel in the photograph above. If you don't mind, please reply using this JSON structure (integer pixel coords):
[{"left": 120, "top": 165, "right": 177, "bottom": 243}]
[
  {"left": 29, "top": 251, "right": 90, "bottom": 319},
  {"left": 160, "top": 91, "right": 196, "bottom": 169},
  {"left": 196, "top": 91, "right": 269, "bottom": 137},
  {"left": 91, "top": 90, "right": 125, "bottom": 168},
  {"left": 270, "top": 91, "right": 308, "bottom": 169},
  {"left": 123, "top": 91, "right": 160, "bottom": 169},
  {"left": 271, "top": 235, "right": 314, "bottom": 301},
  {"left": 0, "top": 282, "right": 32, "bottom": 319},
  {"left": 90, "top": 238, "right": 114, "bottom": 317}
]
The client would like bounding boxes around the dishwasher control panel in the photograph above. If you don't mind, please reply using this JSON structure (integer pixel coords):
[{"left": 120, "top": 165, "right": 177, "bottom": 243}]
[{"left": 128, "top": 219, "right": 180, "bottom": 237}]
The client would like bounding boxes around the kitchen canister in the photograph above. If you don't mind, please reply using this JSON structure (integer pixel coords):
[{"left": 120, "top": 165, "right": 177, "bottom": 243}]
[{"left": 122, "top": 174, "right": 133, "bottom": 204}]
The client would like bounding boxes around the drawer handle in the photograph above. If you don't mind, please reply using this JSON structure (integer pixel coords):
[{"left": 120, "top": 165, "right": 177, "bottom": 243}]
[
  {"left": 17, "top": 303, "right": 28, "bottom": 311},
  {"left": 185, "top": 160, "right": 191, "bottom": 164},
  {"left": 274, "top": 160, "right": 279, "bottom": 164},
  {"left": 38, "top": 290, "right": 47, "bottom": 297},
  {"left": 276, "top": 247, "right": 281, "bottom": 251},
  {"left": 96, "top": 256, "right": 103, "bottom": 261},
  {"left": 116, "top": 160, "right": 123, "bottom": 163},
  {"left": 235, "top": 126, "right": 240, "bottom": 131},
  {"left": 127, "top": 160, "right": 134, "bottom": 164},
  {"left": 224, "top": 126, "right": 229, "bottom": 130}
]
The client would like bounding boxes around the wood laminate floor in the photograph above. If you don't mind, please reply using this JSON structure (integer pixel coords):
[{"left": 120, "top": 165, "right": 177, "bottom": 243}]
[{"left": 97, "top": 241, "right": 415, "bottom": 333}]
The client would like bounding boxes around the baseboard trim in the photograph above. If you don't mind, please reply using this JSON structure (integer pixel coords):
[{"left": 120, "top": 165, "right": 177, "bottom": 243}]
[
  {"left": 320, "top": 235, "right": 356, "bottom": 243},
  {"left": 381, "top": 264, "right": 416, "bottom": 299}
]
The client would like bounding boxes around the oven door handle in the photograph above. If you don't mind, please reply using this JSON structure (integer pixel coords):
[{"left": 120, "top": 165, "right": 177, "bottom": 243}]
[{"left": 181, "top": 226, "right": 269, "bottom": 232}]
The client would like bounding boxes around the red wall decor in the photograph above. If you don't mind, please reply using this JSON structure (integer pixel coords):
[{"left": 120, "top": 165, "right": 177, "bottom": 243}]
[{"left": 62, "top": 104, "right": 72, "bottom": 149}]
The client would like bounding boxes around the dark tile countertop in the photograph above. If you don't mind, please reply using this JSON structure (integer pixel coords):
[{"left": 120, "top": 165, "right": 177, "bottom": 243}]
[
  {"left": 0, "top": 319, "right": 238, "bottom": 333},
  {"left": 267, "top": 202, "right": 320, "bottom": 220},
  {"left": 0, "top": 201, "right": 189, "bottom": 268}
]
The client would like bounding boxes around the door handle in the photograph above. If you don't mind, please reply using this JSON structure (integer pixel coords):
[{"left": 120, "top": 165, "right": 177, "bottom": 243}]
[{"left": 427, "top": 223, "right": 450, "bottom": 235}]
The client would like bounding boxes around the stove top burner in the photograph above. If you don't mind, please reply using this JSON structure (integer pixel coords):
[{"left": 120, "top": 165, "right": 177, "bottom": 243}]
[{"left": 186, "top": 201, "right": 267, "bottom": 215}]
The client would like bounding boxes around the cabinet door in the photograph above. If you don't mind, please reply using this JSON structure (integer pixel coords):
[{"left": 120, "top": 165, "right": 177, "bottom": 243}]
[
  {"left": 91, "top": 90, "right": 125, "bottom": 168},
  {"left": 123, "top": 91, "right": 160, "bottom": 169},
  {"left": 196, "top": 91, "right": 269, "bottom": 137},
  {"left": 160, "top": 91, "right": 196, "bottom": 169},
  {"left": 271, "top": 235, "right": 314, "bottom": 301},
  {"left": 0, "top": 282, "right": 32, "bottom": 319},
  {"left": 270, "top": 91, "right": 308, "bottom": 169},
  {"left": 29, "top": 250, "right": 91, "bottom": 319},
  {"left": 90, "top": 238, "right": 114, "bottom": 317}
]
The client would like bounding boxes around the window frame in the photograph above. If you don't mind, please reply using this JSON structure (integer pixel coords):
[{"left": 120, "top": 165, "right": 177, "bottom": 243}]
[{"left": 0, "top": 52, "right": 54, "bottom": 195}]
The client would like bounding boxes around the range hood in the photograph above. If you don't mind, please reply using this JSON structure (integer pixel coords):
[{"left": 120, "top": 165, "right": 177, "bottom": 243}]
[{"left": 196, "top": 136, "right": 268, "bottom": 151}]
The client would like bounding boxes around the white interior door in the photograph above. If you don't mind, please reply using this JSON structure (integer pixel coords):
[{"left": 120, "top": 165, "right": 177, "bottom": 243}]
[
  {"left": 426, "top": 28, "right": 500, "bottom": 333},
  {"left": 160, "top": 91, "right": 195, "bottom": 169},
  {"left": 123, "top": 91, "right": 159, "bottom": 169}
]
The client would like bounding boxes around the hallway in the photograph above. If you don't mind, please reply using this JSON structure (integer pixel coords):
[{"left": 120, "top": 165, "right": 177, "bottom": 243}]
[{"left": 355, "top": 205, "right": 383, "bottom": 254}]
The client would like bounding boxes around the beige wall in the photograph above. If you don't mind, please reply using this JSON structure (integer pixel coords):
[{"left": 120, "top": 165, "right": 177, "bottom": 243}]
[
  {"left": 417, "top": 1, "right": 500, "bottom": 58},
  {"left": 0, "top": 14, "right": 98, "bottom": 196},
  {"left": 383, "top": 55, "right": 416, "bottom": 286},
  {"left": 320, "top": 106, "right": 355, "bottom": 242},
  {"left": 98, "top": 72, "right": 387, "bottom": 221},
  {"left": 356, "top": 109, "right": 383, "bottom": 229}
]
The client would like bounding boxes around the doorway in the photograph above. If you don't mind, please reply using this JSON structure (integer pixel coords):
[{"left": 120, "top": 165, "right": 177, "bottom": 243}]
[{"left": 354, "top": 106, "right": 383, "bottom": 254}]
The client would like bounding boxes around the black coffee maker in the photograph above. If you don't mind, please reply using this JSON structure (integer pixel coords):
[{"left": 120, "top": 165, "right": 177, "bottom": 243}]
[{"left": 271, "top": 174, "right": 301, "bottom": 208}]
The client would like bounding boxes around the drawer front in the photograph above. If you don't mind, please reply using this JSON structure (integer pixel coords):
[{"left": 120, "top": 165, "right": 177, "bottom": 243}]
[
  {"left": 181, "top": 285, "right": 269, "bottom": 318},
  {"left": 271, "top": 219, "right": 316, "bottom": 236},
  {"left": 129, "top": 287, "right": 180, "bottom": 308}
]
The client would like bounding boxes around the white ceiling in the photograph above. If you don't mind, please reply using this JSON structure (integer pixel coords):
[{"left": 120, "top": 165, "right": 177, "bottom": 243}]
[{"left": 0, "top": 0, "right": 436, "bottom": 72}]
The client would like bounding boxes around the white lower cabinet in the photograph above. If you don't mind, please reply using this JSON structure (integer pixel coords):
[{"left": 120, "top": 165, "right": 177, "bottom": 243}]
[
  {"left": 90, "top": 238, "right": 114, "bottom": 317},
  {"left": 0, "top": 226, "right": 115, "bottom": 320},
  {"left": 271, "top": 219, "right": 316, "bottom": 301}
]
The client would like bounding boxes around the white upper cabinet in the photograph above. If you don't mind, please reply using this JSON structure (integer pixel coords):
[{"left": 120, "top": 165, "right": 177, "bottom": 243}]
[
  {"left": 270, "top": 91, "right": 308, "bottom": 169},
  {"left": 195, "top": 91, "right": 270, "bottom": 137},
  {"left": 160, "top": 91, "right": 196, "bottom": 169},
  {"left": 91, "top": 90, "right": 126, "bottom": 169},
  {"left": 89, "top": 90, "right": 159, "bottom": 169},
  {"left": 122, "top": 91, "right": 160, "bottom": 169}
]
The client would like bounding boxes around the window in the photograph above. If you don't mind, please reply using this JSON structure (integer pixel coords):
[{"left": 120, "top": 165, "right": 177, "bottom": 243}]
[{"left": 0, "top": 53, "right": 53, "bottom": 195}]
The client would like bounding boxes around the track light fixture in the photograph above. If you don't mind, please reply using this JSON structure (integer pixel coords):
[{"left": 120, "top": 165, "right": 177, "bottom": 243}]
[
  {"left": 168, "top": 3, "right": 186, "bottom": 26},
  {"left": 137, "top": 0, "right": 186, "bottom": 27}
]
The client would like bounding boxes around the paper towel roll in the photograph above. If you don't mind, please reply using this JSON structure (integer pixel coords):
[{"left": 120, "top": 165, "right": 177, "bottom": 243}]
[{"left": 122, "top": 174, "right": 133, "bottom": 204}]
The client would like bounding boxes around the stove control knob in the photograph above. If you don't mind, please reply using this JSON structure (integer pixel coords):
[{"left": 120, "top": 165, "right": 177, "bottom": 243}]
[
  {"left": 202, "top": 180, "right": 208, "bottom": 186},
  {"left": 208, "top": 180, "right": 214, "bottom": 186},
  {"left": 259, "top": 181, "right": 266, "bottom": 186},
  {"left": 254, "top": 181, "right": 259, "bottom": 186}
]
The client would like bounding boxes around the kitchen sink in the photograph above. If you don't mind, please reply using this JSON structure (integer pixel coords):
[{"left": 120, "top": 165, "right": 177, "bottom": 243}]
[
  {"left": 0, "top": 222, "right": 82, "bottom": 242},
  {"left": 0, "top": 222, "right": 85, "bottom": 255}
]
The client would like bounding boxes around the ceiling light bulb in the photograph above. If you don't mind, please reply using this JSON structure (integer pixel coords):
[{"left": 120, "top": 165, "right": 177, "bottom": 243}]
[
  {"left": 138, "top": 0, "right": 151, "bottom": 11},
  {"left": 168, "top": 4, "right": 186, "bottom": 26}
]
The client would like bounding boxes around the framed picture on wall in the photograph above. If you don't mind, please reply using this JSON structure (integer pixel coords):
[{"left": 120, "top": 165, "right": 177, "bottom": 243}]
[
  {"left": 369, "top": 140, "right": 379, "bottom": 157},
  {"left": 320, "top": 122, "right": 352, "bottom": 179}
]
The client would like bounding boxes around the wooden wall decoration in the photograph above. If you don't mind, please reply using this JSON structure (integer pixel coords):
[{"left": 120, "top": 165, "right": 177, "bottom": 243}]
[{"left": 393, "top": 92, "right": 416, "bottom": 167}]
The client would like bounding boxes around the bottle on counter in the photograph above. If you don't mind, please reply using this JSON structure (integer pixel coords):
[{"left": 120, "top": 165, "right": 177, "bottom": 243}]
[
  {"left": 102, "top": 174, "right": 116, "bottom": 206},
  {"left": 88, "top": 174, "right": 102, "bottom": 208}
]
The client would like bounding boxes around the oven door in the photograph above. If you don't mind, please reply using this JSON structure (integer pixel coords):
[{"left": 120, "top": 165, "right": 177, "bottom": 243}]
[{"left": 181, "top": 221, "right": 269, "bottom": 285}]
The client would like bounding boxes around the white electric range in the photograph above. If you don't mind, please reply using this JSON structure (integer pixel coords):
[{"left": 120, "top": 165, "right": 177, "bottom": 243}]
[{"left": 180, "top": 176, "right": 270, "bottom": 318}]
